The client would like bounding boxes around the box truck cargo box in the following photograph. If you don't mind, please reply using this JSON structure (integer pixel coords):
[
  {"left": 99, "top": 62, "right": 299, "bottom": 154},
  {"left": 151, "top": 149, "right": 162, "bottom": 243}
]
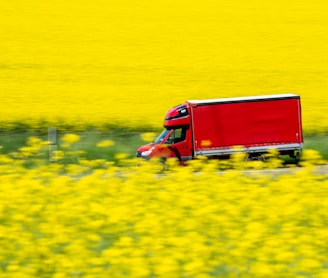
[{"left": 137, "top": 94, "right": 303, "bottom": 161}]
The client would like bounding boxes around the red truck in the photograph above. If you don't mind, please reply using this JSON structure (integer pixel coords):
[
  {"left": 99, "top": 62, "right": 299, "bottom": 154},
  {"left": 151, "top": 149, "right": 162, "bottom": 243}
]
[{"left": 136, "top": 94, "right": 303, "bottom": 161}]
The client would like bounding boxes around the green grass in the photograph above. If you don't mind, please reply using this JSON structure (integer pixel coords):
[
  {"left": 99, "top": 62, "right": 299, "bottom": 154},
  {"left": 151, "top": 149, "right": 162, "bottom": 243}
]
[
  {"left": 303, "top": 135, "right": 328, "bottom": 160},
  {"left": 67, "top": 130, "right": 146, "bottom": 161},
  {"left": 0, "top": 130, "right": 327, "bottom": 163},
  {"left": 0, "top": 129, "right": 148, "bottom": 163}
]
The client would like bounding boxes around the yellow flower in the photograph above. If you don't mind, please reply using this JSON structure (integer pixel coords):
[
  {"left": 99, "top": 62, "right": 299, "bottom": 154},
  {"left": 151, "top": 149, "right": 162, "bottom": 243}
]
[
  {"left": 115, "top": 153, "right": 128, "bottom": 160},
  {"left": 86, "top": 234, "right": 101, "bottom": 242},
  {"left": 250, "top": 262, "right": 275, "bottom": 275},
  {"left": 52, "top": 150, "right": 64, "bottom": 160},
  {"left": 140, "top": 132, "right": 156, "bottom": 142},
  {"left": 96, "top": 140, "right": 115, "bottom": 147},
  {"left": 298, "top": 258, "right": 322, "bottom": 270},
  {"left": 60, "top": 133, "right": 80, "bottom": 148}
]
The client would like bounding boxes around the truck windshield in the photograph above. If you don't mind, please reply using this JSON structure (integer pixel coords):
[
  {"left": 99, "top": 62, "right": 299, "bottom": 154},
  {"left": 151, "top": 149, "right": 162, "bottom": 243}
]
[{"left": 154, "top": 129, "right": 170, "bottom": 144}]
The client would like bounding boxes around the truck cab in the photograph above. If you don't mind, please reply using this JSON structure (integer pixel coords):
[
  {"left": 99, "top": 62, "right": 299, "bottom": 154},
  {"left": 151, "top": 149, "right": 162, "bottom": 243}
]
[{"left": 136, "top": 104, "right": 193, "bottom": 161}]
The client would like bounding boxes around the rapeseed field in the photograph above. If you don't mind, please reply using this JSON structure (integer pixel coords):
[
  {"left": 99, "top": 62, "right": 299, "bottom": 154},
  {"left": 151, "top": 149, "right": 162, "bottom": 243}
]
[
  {"left": 0, "top": 135, "right": 328, "bottom": 277},
  {"left": 1, "top": 1, "right": 328, "bottom": 277},
  {"left": 1, "top": 0, "right": 328, "bottom": 133}
]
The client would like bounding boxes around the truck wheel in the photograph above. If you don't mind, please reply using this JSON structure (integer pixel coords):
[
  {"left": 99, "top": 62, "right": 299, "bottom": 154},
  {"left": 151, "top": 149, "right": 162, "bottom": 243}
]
[
  {"left": 289, "top": 151, "right": 301, "bottom": 160},
  {"left": 246, "top": 154, "right": 265, "bottom": 162}
]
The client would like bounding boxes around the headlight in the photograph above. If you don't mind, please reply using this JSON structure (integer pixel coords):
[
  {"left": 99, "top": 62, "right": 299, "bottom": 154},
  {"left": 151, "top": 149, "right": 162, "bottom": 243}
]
[{"left": 141, "top": 150, "right": 152, "bottom": 157}]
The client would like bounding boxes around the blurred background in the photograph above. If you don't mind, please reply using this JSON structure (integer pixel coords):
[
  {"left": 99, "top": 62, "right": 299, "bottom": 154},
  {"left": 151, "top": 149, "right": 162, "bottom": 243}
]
[{"left": 1, "top": 0, "right": 328, "bottom": 134}]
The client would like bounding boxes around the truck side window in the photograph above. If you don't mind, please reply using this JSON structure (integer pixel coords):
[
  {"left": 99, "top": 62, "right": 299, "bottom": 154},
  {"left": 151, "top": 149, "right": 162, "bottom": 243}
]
[{"left": 167, "top": 128, "right": 186, "bottom": 144}]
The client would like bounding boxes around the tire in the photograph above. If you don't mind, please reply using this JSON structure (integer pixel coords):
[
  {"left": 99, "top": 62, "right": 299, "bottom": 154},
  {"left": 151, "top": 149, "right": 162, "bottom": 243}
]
[{"left": 246, "top": 154, "right": 265, "bottom": 162}]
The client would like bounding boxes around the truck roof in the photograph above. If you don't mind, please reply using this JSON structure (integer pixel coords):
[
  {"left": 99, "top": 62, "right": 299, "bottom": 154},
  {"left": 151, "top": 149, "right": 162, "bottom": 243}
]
[{"left": 187, "top": 93, "right": 300, "bottom": 105}]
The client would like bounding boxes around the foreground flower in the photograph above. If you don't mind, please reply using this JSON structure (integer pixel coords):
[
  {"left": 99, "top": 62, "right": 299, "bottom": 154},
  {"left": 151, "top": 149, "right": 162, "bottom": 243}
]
[
  {"left": 60, "top": 133, "right": 80, "bottom": 148},
  {"left": 96, "top": 140, "right": 115, "bottom": 147}
]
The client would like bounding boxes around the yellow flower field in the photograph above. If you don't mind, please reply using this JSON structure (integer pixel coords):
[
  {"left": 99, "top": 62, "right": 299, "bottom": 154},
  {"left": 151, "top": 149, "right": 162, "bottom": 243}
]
[
  {"left": 1, "top": 1, "right": 328, "bottom": 277},
  {"left": 0, "top": 138, "right": 328, "bottom": 277},
  {"left": 1, "top": 0, "right": 328, "bottom": 133}
]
